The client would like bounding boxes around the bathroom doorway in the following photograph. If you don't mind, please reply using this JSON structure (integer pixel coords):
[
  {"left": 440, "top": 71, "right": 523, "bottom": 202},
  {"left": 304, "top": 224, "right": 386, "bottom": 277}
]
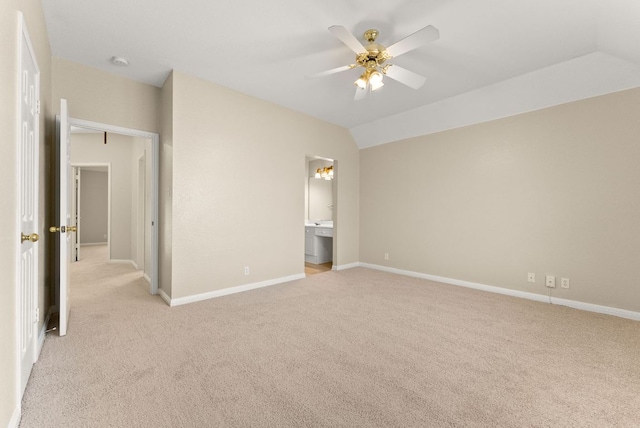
[{"left": 305, "top": 156, "right": 335, "bottom": 275}]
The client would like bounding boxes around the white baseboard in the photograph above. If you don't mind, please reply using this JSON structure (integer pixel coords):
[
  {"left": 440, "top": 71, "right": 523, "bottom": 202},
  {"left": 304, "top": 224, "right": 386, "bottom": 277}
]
[
  {"left": 109, "top": 259, "right": 135, "bottom": 268},
  {"left": 143, "top": 273, "right": 151, "bottom": 284},
  {"left": 332, "top": 262, "right": 361, "bottom": 271},
  {"left": 80, "top": 242, "right": 107, "bottom": 246},
  {"left": 168, "top": 273, "right": 306, "bottom": 307},
  {"left": 35, "top": 306, "right": 54, "bottom": 362},
  {"left": 549, "top": 296, "right": 640, "bottom": 321},
  {"left": 159, "top": 288, "right": 171, "bottom": 305},
  {"left": 9, "top": 404, "right": 20, "bottom": 428},
  {"left": 360, "top": 263, "right": 640, "bottom": 322}
]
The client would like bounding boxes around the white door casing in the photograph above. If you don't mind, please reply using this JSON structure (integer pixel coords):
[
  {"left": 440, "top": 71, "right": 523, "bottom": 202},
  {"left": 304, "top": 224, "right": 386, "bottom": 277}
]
[
  {"left": 18, "top": 14, "right": 40, "bottom": 396},
  {"left": 67, "top": 118, "right": 160, "bottom": 295},
  {"left": 72, "top": 167, "right": 80, "bottom": 261}
]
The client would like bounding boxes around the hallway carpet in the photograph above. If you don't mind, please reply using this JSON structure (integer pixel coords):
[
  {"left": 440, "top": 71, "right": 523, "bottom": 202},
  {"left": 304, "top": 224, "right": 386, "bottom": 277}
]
[{"left": 20, "top": 246, "right": 640, "bottom": 427}]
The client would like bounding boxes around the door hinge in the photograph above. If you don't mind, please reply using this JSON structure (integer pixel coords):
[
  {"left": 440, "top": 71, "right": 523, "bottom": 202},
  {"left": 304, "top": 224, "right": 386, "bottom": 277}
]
[
  {"left": 34, "top": 307, "right": 40, "bottom": 323},
  {"left": 36, "top": 99, "right": 41, "bottom": 115}
]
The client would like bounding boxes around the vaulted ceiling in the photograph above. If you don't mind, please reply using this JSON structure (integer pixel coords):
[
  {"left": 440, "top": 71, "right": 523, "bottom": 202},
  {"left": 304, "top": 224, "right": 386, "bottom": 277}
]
[{"left": 42, "top": 0, "right": 640, "bottom": 147}]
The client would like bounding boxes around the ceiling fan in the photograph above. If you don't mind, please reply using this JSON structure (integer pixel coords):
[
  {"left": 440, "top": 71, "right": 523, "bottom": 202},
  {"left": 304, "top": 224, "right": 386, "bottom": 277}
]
[{"left": 307, "top": 24, "right": 440, "bottom": 100}]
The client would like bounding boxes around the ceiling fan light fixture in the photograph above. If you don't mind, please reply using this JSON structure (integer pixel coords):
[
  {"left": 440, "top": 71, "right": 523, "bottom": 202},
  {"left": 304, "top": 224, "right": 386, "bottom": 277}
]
[
  {"left": 354, "top": 73, "right": 368, "bottom": 89},
  {"left": 314, "top": 25, "right": 437, "bottom": 99},
  {"left": 369, "top": 71, "right": 383, "bottom": 84},
  {"left": 370, "top": 79, "right": 384, "bottom": 91},
  {"left": 369, "top": 70, "right": 384, "bottom": 90}
]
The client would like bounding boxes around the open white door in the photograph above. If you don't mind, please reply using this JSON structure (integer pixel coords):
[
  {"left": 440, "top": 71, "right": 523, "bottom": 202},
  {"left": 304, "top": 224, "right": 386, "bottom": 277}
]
[
  {"left": 52, "top": 99, "right": 73, "bottom": 336},
  {"left": 18, "top": 14, "right": 40, "bottom": 394}
]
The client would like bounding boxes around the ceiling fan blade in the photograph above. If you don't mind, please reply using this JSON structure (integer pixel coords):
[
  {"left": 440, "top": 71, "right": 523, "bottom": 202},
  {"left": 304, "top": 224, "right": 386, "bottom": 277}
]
[
  {"left": 354, "top": 86, "right": 368, "bottom": 101},
  {"left": 329, "top": 25, "right": 367, "bottom": 54},
  {"left": 384, "top": 65, "right": 426, "bottom": 90},
  {"left": 305, "top": 64, "right": 355, "bottom": 79},
  {"left": 386, "top": 25, "right": 439, "bottom": 58}
]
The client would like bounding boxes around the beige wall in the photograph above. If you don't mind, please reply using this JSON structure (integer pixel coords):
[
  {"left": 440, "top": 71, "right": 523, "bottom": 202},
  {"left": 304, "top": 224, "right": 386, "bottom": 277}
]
[
  {"left": 79, "top": 170, "right": 108, "bottom": 244},
  {"left": 169, "top": 71, "right": 359, "bottom": 299},
  {"left": 72, "top": 133, "right": 148, "bottom": 262},
  {"left": 52, "top": 58, "right": 160, "bottom": 133},
  {"left": 360, "top": 88, "right": 640, "bottom": 313},
  {"left": 0, "top": 1, "right": 52, "bottom": 425}
]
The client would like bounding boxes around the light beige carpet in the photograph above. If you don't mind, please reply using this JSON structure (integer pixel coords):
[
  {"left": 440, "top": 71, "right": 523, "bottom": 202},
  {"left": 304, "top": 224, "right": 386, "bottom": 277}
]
[{"left": 20, "top": 245, "right": 640, "bottom": 427}]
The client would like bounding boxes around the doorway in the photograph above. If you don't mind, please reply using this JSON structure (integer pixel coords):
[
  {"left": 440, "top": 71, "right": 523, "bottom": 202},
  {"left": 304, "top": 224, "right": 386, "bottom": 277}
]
[
  {"left": 66, "top": 119, "right": 159, "bottom": 294},
  {"left": 70, "top": 163, "right": 110, "bottom": 262},
  {"left": 305, "top": 156, "right": 336, "bottom": 275}
]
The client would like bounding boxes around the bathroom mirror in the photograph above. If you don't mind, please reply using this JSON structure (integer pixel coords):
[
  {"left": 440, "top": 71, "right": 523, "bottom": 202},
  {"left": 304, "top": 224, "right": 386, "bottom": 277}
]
[{"left": 308, "top": 177, "right": 332, "bottom": 221}]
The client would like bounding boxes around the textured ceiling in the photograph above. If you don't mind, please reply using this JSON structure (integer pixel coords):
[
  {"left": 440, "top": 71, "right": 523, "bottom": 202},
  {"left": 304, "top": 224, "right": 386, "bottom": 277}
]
[{"left": 42, "top": 0, "right": 640, "bottom": 146}]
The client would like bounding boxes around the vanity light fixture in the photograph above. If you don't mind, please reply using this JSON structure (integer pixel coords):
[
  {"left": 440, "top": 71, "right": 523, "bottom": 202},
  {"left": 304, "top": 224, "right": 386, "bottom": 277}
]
[{"left": 314, "top": 165, "right": 334, "bottom": 180}]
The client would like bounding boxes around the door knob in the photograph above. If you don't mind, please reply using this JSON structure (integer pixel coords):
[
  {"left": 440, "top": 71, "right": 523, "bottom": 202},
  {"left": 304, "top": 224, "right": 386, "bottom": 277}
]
[
  {"left": 67, "top": 225, "right": 77, "bottom": 232},
  {"left": 49, "top": 226, "right": 66, "bottom": 233},
  {"left": 21, "top": 233, "right": 39, "bottom": 243}
]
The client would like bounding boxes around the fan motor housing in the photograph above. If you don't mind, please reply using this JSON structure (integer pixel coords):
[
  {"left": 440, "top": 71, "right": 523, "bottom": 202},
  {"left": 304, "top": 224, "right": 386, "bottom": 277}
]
[
  {"left": 356, "top": 29, "right": 391, "bottom": 67},
  {"left": 356, "top": 46, "right": 390, "bottom": 68}
]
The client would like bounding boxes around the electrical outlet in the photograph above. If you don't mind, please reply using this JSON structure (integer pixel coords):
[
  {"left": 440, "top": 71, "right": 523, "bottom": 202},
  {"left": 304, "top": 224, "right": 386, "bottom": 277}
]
[
  {"left": 545, "top": 275, "right": 556, "bottom": 288},
  {"left": 527, "top": 272, "right": 535, "bottom": 283},
  {"left": 561, "top": 278, "right": 570, "bottom": 289},
  {"left": 384, "top": 253, "right": 389, "bottom": 261},
  {"left": 243, "top": 266, "right": 250, "bottom": 275}
]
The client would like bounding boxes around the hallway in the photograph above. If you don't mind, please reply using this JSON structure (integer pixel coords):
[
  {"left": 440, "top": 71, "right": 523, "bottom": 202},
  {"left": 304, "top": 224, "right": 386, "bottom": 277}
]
[
  {"left": 20, "top": 245, "right": 163, "bottom": 427},
  {"left": 68, "top": 245, "right": 151, "bottom": 305}
]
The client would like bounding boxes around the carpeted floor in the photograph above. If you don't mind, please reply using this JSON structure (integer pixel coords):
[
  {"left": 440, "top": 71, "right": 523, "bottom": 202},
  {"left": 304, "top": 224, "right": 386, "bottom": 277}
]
[{"left": 20, "top": 245, "right": 640, "bottom": 427}]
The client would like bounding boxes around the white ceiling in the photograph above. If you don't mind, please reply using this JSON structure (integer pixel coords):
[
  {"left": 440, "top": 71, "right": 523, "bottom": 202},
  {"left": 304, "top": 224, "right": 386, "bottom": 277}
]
[{"left": 42, "top": 0, "right": 640, "bottom": 147}]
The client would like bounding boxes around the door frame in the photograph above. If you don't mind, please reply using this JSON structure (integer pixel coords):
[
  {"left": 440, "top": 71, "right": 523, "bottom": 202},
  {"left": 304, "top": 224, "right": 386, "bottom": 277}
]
[
  {"left": 71, "top": 166, "right": 80, "bottom": 261},
  {"left": 304, "top": 155, "right": 338, "bottom": 269},
  {"left": 68, "top": 118, "right": 160, "bottom": 295}
]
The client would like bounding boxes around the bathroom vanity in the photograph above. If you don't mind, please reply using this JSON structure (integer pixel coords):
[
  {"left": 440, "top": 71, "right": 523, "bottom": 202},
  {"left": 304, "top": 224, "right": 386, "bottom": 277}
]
[{"left": 305, "top": 224, "right": 333, "bottom": 264}]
